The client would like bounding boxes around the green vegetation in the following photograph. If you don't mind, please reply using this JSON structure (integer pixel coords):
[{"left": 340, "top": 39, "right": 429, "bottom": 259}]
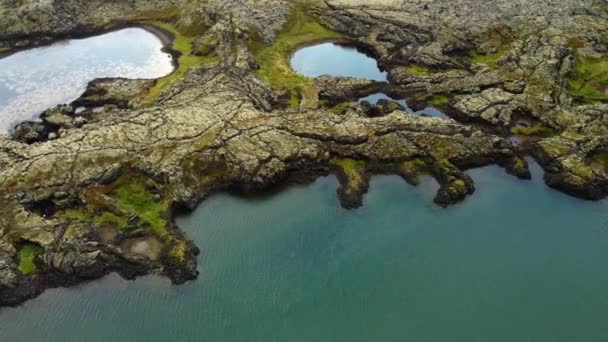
[
  {"left": 95, "top": 212, "right": 129, "bottom": 228},
  {"left": 57, "top": 172, "right": 193, "bottom": 265},
  {"left": 126, "top": 6, "right": 181, "bottom": 22},
  {"left": 567, "top": 53, "right": 608, "bottom": 102},
  {"left": 430, "top": 95, "right": 450, "bottom": 106},
  {"left": 325, "top": 101, "right": 352, "bottom": 115},
  {"left": 514, "top": 156, "right": 526, "bottom": 169},
  {"left": 63, "top": 209, "right": 128, "bottom": 230},
  {"left": 330, "top": 158, "right": 366, "bottom": 191},
  {"left": 511, "top": 124, "right": 557, "bottom": 137},
  {"left": 399, "top": 158, "right": 429, "bottom": 184},
  {"left": 169, "top": 240, "right": 189, "bottom": 262},
  {"left": 248, "top": 6, "right": 345, "bottom": 107},
  {"left": 111, "top": 178, "right": 169, "bottom": 236},
  {"left": 470, "top": 47, "right": 509, "bottom": 68},
  {"left": 407, "top": 65, "right": 430, "bottom": 76},
  {"left": 58, "top": 173, "right": 171, "bottom": 237},
  {"left": 593, "top": 0, "right": 608, "bottom": 14},
  {"left": 453, "top": 179, "right": 466, "bottom": 187},
  {"left": 125, "top": 1, "right": 208, "bottom": 35},
  {"left": 144, "top": 21, "right": 217, "bottom": 103},
  {"left": 17, "top": 243, "right": 44, "bottom": 275},
  {"left": 410, "top": 158, "right": 427, "bottom": 168},
  {"left": 401, "top": 158, "right": 427, "bottom": 173},
  {"left": 470, "top": 28, "right": 512, "bottom": 68}
]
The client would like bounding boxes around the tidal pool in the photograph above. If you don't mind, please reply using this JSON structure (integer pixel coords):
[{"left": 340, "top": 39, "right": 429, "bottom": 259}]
[
  {"left": 0, "top": 28, "right": 174, "bottom": 133},
  {"left": 2, "top": 161, "right": 608, "bottom": 341},
  {"left": 291, "top": 42, "right": 387, "bottom": 81}
]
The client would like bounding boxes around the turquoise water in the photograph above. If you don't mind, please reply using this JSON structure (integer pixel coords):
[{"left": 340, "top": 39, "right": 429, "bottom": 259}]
[
  {"left": 291, "top": 43, "right": 388, "bottom": 81},
  {"left": 359, "top": 93, "right": 447, "bottom": 118},
  {"left": 2, "top": 161, "right": 608, "bottom": 341},
  {"left": 0, "top": 28, "right": 173, "bottom": 132}
]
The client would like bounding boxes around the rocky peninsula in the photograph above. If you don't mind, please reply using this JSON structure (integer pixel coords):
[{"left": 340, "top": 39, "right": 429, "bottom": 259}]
[{"left": 0, "top": 0, "right": 607, "bottom": 307}]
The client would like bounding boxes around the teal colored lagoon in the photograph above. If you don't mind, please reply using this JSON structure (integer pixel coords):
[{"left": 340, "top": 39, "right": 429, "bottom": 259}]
[
  {"left": 2, "top": 161, "right": 608, "bottom": 341},
  {"left": 0, "top": 28, "right": 174, "bottom": 133}
]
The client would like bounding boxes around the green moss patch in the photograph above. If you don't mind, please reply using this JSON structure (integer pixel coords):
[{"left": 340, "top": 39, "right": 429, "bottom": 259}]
[
  {"left": 511, "top": 124, "right": 557, "bottom": 137},
  {"left": 168, "top": 240, "right": 190, "bottom": 262},
  {"left": 430, "top": 95, "right": 450, "bottom": 106},
  {"left": 410, "top": 158, "right": 427, "bottom": 168},
  {"left": 17, "top": 243, "right": 44, "bottom": 275},
  {"left": 453, "top": 179, "right": 466, "bottom": 187},
  {"left": 126, "top": 6, "right": 180, "bottom": 22},
  {"left": 470, "top": 47, "right": 509, "bottom": 68},
  {"left": 330, "top": 158, "right": 366, "bottom": 191},
  {"left": 323, "top": 101, "right": 352, "bottom": 115},
  {"left": 470, "top": 28, "right": 512, "bottom": 68},
  {"left": 398, "top": 158, "right": 430, "bottom": 185},
  {"left": 55, "top": 172, "right": 198, "bottom": 267},
  {"left": 248, "top": 6, "right": 344, "bottom": 107},
  {"left": 144, "top": 21, "right": 218, "bottom": 104},
  {"left": 111, "top": 178, "right": 169, "bottom": 236},
  {"left": 407, "top": 65, "right": 430, "bottom": 76},
  {"left": 567, "top": 53, "right": 608, "bottom": 102},
  {"left": 593, "top": 0, "right": 608, "bottom": 14},
  {"left": 400, "top": 158, "right": 427, "bottom": 173},
  {"left": 58, "top": 172, "right": 172, "bottom": 238},
  {"left": 63, "top": 209, "right": 129, "bottom": 230}
]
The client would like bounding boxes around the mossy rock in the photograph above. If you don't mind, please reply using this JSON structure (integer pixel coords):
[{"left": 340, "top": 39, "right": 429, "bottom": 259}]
[
  {"left": 330, "top": 157, "right": 366, "bottom": 192},
  {"left": 430, "top": 95, "right": 450, "bottom": 106},
  {"left": 406, "top": 65, "right": 430, "bottom": 76},
  {"left": 567, "top": 53, "right": 608, "bottom": 102},
  {"left": 144, "top": 21, "right": 218, "bottom": 104},
  {"left": 17, "top": 242, "right": 44, "bottom": 275},
  {"left": 470, "top": 28, "right": 513, "bottom": 68},
  {"left": 511, "top": 124, "right": 557, "bottom": 137},
  {"left": 248, "top": 6, "right": 345, "bottom": 108},
  {"left": 58, "top": 172, "right": 173, "bottom": 238}
]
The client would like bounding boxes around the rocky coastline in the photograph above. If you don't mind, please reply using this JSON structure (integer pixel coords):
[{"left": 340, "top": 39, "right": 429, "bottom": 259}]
[{"left": 0, "top": 0, "right": 607, "bottom": 307}]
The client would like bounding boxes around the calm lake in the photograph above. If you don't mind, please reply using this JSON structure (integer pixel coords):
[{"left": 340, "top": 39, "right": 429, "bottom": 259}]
[
  {"left": 1, "top": 162, "right": 608, "bottom": 341},
  {"left": 0, "top": 28, "right": 173, "bottom": 133}
]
